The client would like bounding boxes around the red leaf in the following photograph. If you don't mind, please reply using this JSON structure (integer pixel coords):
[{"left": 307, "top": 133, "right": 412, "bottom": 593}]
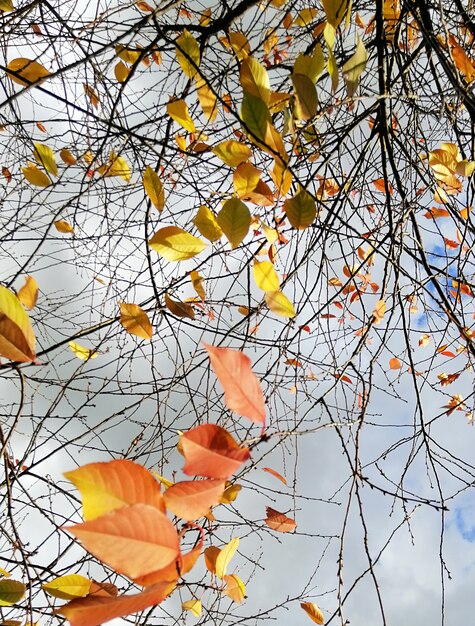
[
  {"left": 264, "top": 506, "right": 296, "bottom": 533},
  {"left": 55, "top": 581, "right": 176, "bottom": 626},
  {"left": 204, "top": 344, "right": 266, "bottom": 425},
  {"left": 66, "top": 504, "right": 180, "bottom": 579},
  {"left": 181, "top": 424, "right": 250, "bottom": 479},
  {"left": 163, "top": 479, "right": 225, "bottom": 520}
]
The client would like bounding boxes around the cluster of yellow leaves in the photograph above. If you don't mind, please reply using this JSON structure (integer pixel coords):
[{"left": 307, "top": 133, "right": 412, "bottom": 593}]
[{"left": 425, "top": 142, "right": 475, "bottom": 198}]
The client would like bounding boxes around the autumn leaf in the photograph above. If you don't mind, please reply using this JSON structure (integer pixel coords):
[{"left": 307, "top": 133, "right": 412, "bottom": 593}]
[
  {"left": 223, "top": 574, "right": 246, "bottom": 603},
  {"left": 148, "top": 226, "right": 207, "bottom": 261},
  {"left": 163, "top": 479, "right": 225, "bottom": 520},
  {"left": 265, "top": 506, "right": 296, "bottom": 532},
  {"left": 176, "top": 29, "right": 200, "bottom": 78},
  {"left": 33, "top": 143, "right": 58, "bottom": 177},
  {"left": 262, "top": 467, "right": 287, "bottom": 485},
  {"left": 68, "top": 341, "right": 98, "bottom": 361},
  {"left": 192, "top": 205, "right": 223, "bottom": 241},
  {"left": 164, "top": 292, "right": 195, "bottom": 319},
  {"left": 182, "top": 599, "right": 202, "bottom": 617},
  {"left": 239, "top": 56, "right": 271, "bottom": 104},
  {"left": 204, "top": 343, "right": 266, "bottom": 425},
  {"left": 43, "top": 575, "right": 92, "bottom": 600},
  {"left": 60, "top": 148, "right": 77, "bottom": 165},
  {"left": 217, "top": 197, "right": 251, "bottom": 249},
  {"left": 389, "top": 357, "right": 401, "bottom": 370},
  {"left": 301, "top": 601, "right": 324, "bottom": 624},
  {"left": 215, "top": 537, "right": 239, "bottom": 579},
  {"left": 167, "top": 99, "right": 196, "bottom": 133},
  {"left": 143, "top": 166, "right": 165, "bottom": 212},
  {"left": 284, "top": 188, "right": 316, "bottom": 229},
  {"left": 181, "top": 424, "right": 251, "bottom": 479},
  {"left": 212, "top": 140, "right": 252, "bottom": 167},
  {"left": 0, "top": 285, "right": 36, "bottom": 362},
  {"left": 6, "top": 58, "right": 49, "bottom": 86},
  {"left": 0, "top": 579, "right": 26, "bottom": 606},
  {"left": 17, "top": 275, "right": 38, "bottom": 310},
  {"left": 373, "top": 299, "right": 386, "bottom": 323},
  {"left": 120, "top": 302, "right": 153, "bottom": 340},
  {"left": 64, "top": 459, "right": 166, "bottom": 520},
  {"left": 55, "top": 581, "right": 176, "bottom": 626},
  {"left": 219, "top": 483, "right": 242, "bottom": 504},
  {"left": 22, "top": 162, "right": 51, "bottom": 187},
  {"left": 265, "top": 290, "right": 296, "bottom": 318},
  {"left": 54, "top": 220, "right": 75, "bottom": 234},
  {"left": 66, "top": 504, "right": 180, "bottom": 579},
  {"left": 253, "top": 260, "right": 280, "bottom": 292}
]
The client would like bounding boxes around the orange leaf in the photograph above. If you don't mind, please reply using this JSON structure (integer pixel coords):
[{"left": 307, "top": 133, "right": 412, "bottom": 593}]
[
  {"left": 204, "top": 546, "right": 220, "bottom": 574},
  {"left": 66, "top": 504, "right": 180, "bottom": 579},
  {"left": 223, "top": 574, "right": 245, "bottom": 603},
  {"left": 373, "top": 178, "right": 393, "bottom": 195},
  {"left": 204, "top": 343, "right": 266, "bottom": 425},
  {"left": 55, "top": 581, "right": 176, "bottom": 626},
  {"left": 163, "top": 479, "right": 225, "bottom": 520},
  {"left": 181, "top": 424, "right": 250, "bottom": 479},
  {"left": 301, "top": 601, "right": 324, "bottom": 624},
  {"left": 64, "top": 460, "right": 166, "bottom": 521},
  {"left": 17, "top": 275, "right": 38, "bottom": 310},
  {"left": 389, "top": 357, "right": 401, "bottom": 370},
  {"left": 424, "top": 207, "right": 450, "bottom": 219},
  {"left": 262, "top": 467, "right": 287, "bottom": 485},
  {"left": 264, "top": 506, "right": 296, "bottom": 532}
]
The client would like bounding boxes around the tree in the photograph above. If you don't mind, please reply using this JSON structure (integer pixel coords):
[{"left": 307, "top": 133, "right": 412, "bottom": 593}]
[{"left": 1, "top": 0, "right": 475, "bottom": 624}]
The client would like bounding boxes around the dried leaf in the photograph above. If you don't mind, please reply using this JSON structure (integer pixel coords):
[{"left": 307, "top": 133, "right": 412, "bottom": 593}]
[
  {"left": 0, "top": 285, "right": 36, "bottom": 362},
  {"left": 120, "top": 302, "right": 153, "bottom": 340},
  {"left": 265, "top": 506, "right": 296, "bottom": 532}
]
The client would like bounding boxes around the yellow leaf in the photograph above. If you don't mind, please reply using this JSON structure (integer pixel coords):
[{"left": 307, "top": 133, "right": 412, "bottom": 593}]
[
  {"left": 322, "top": 0, "right": 349, "bottom": 28},
  {"left": 327, "top": 45, "right": 339, "bottom": 91},
  {"left": 84, "top": 84, "right": 99, "bottom": 109},
  {"left": 60, "top": 148, "right": 77, "bottom": 165},
  {"left": 43, "top": 575, "right": 92, "bottom": 600},
  {"left": 0, "top": 580, "right": 25, "bottom": 606},
  {"left": 455, "top": 160, "right": 475, "bottom": 177},
  {"left": 6, "top": 58, "right": 49, "bottom": 86},
  {"left": 33, "top": 143, "right": 58, "bottom": 177},
  {"left": 192, "top": 205, "right": 223, "bottom": 241},
  {"left": 68, "top": 341, "right": 98, "bottom": 361},
  {"left": 54, "top": 220, "right": 74, "bottom": 234},
  {"left": 98, "top": 153, "right": 131, "bottom": 182},
  {"left": 190, "top": 270, "right": 205, "bottom": 301},
  {"left": 120, "top": 302, "right": 153, "bottom": 340},
  {"left": 196, "top": 77, "right": 218, "bottom": 122},
  {"left": 265, "top": 290, "right": 295, "bottom": 318},
  {"left": 284, "top": 188, "right": 316, "bottom": 229},
  {"left": 114, "top": 61, "right": 130, "bottom": 83},
  {"left": 176, "top": 29, "right": 200, "bottom": 78},
  {"left": 342, "top": 35, "right": 367, "bottom": 97},
  {"left": 17, "top": 276, "right": 38, "bottom": 310},
  {"left": 0, "top": 0, "right": 13, "bottom": 11},
  {"left": 143, "top": 166, "right": 165, "bottom": 211},
  {"left": 233, "top": 162, "right": 261, "bottom": 197},
  {"left": 240, "top": 56, "right": 270, "bottom": 104},
  {"left": 149, "top": 226, "right": 207, "bottom": 261},
  {"left": 182, "top": 599, "right": 202, "bottom": 617},
  {"left": 151, "top": 471, "right": 173, "bottom": 489},
  {"left": 167, "top": 99, "right": 196, "bottom": 133},
  {"left": 0, "top": 568, "right": 10, "bottom": 577},
  {"left": 217, "top": 197, "right": 251, "bottom": 249},
  {"left": 22, "top": 162, "right": 51, "bottom": 187},
  {"left": 219, "top": 483, "right": 241, "bottom": 504},
  {"left": 115, "top": 45, "right": 142, "bottom": 65},
  {"left": 261, "top": 222, "right": 278, "bottom": 244},
  {"left": 220, "top": 31, "right": 250, "bottom": 60},
  {"left": 292, "top": 73, "right": 318, "bottom": 120},
  {"left": 293, "top": 46, "right": 325, "bottom": 83},
  {"left": 373, "top": 299, "right": 386, "bottom": 323},
  {"left": 212, "top": 140, "right": 252, "bottom": 167},
  {"left": 271, "top": 158, "right": 292, "bottom": 196},
  {"left": 253, "top": 260, "right": 280, "bottom": 292},
  {"left": 215, "top": 537, "right": 239, "bottom": 579},
  {"left": 0, "top": 285, "right": 36, "bottom": 362},
  {"left": 301, "top": 602, "right": 324, "bottom": 624},
  {"left": 294, "top": 8, "right": 318, "bottom": 27},
  {"left": 223, "top": 574, "right": 245, "bottom": 603}
]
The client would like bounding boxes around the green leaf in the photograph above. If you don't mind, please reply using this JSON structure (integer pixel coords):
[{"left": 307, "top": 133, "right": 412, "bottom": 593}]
[
  {"left": 292, "top": 73, "right": 318, "bottom": 120},
  {"left": 284, "top": 188, "right": 316, "bottom": 229},
  {"left": 217, "top": 198, "right": 251, "bottom": 249},
  {"left": 293, "top": 46, "right": 325, "bottom": 83},
  {"left": 0, "top": 579, "right": 25, "bottom": 606},
  {"left": 241, "top": 92, "right": 270, "bottom": 143}
]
